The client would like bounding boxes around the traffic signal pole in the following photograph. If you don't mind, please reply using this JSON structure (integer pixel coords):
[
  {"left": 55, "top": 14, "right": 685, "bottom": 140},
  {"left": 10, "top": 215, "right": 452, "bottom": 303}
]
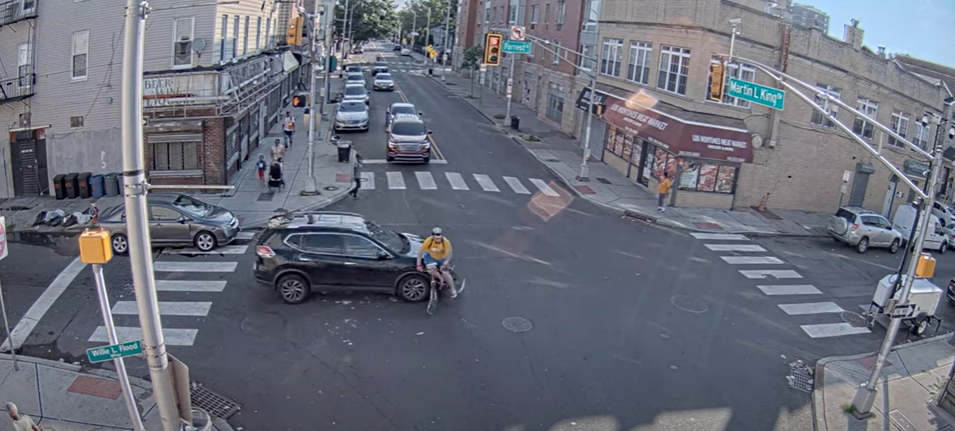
[
  {"left": 304, "top": 0, "right": 321, "bottom": 195},
  {"left": 504, "top": 54, "right": 514, "bottom": 127}
]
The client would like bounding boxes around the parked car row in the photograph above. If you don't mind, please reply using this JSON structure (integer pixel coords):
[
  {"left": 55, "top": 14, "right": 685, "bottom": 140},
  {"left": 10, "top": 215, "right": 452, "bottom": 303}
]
[{"left": 827, "top": 204, "right": 952, "bottom": 254}]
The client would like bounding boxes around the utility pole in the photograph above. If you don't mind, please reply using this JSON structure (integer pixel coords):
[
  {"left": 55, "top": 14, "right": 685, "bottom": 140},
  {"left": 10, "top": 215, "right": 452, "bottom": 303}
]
[
  {"left": 577, "top": 74, "right": 596, "bottom": 181},
  {"left": 411, "top": 9, "right": 417, "bottom": 47},
  {"left": 503, "top": 53, "right": 514, "bottom": 126},
  {"left": 120, "top": 1, "right": 181, "bottom": 430},
  {"left": 342, "top": 0, "right": 350, "bottom": 55},
  {"left": 441, "top": 0, "right": 451, "bottom": 81},
  {"left": 304, "top": 0, "right": 321, "bottom": 195}
]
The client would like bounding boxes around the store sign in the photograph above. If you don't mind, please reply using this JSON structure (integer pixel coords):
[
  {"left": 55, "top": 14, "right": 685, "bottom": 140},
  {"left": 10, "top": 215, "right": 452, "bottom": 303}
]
[
  {"left": 575, "top": 87, "right": 609, "bottom": 112},
  {"left": 143, "top": 73, "right": 219, "bottom": 108},
  {"left": 601, "top": 97, "right": 753, "bottom": 163}
]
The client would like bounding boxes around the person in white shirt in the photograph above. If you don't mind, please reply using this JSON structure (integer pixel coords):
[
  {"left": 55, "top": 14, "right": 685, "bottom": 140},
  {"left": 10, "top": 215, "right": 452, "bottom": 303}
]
[
  {"left": 282, "top": 111, "right": 295, "bottom": 148},
  {"left": 6, "top": 402, "right": 41, "bottom": 431}
]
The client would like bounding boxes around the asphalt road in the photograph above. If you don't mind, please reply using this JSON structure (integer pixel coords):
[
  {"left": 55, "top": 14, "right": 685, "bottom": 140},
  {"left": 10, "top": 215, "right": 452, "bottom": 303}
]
[{"left": 8, "top": 43, "right": 955, "bottom": 431}]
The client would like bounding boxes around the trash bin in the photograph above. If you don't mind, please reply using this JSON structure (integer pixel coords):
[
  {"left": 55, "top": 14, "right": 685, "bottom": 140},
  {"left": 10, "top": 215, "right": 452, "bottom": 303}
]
[
  {"left": 64, "top": 173, "right": 79, "bottom": 199},
  {"left": 104, "top": 173, "right": 120, "bottom": 197},
  {"left": 90, "top": 174, "right": 105, "bottom": 198},
  {"left": 53, "top": 174, "right": 66, "bottom": 200},
  {"left": 77, "top": 172, "right": 92, "bottom": 198},
  {"left": 337, "top": 139, "right": 352, "bottom": 163},
  {"left": 510, "top": 115, "right": 520, "bottom": 130}
]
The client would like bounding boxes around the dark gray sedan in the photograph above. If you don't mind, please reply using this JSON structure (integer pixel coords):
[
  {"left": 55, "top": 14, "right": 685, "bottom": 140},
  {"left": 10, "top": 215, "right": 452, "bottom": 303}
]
[{"left": 99, "top": 193, "right": 240, "bottom": 254}]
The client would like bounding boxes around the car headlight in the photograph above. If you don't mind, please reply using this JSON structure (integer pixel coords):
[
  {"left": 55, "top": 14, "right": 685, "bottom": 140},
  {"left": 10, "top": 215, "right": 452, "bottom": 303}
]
[
  {"left": 422, "top": 141, "right": 430, "bottom": 149},
  {"left": 388, "top": 141, "right": 399, "bottom": 148}
]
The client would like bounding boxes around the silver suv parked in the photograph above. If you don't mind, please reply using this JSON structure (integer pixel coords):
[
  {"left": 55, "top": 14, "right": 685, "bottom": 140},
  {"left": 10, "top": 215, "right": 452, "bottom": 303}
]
[{"left": 827, "top": 206, "right": 903, "bottom": 254}]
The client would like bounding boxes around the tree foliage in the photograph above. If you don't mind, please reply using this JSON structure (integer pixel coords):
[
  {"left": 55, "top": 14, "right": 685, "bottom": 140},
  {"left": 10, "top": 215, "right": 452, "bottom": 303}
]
[
  {"left": 460, "top": 45, "right": 483, "bottom": 70},
  {"left": 336, "top": 0, "right": 399, "bottom": 41},
  {"left": 397, "top": 0, "right": 459, "bottom": 47}
]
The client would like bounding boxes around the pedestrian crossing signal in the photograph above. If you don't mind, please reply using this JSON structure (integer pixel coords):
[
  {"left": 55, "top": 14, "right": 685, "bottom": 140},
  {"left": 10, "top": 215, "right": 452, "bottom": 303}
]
[
  {"left": 292, "top": 95, "right": 308, "bottom": 108},
  {"left": 484, "top": 33, "right": 502, "bottom": 66}
]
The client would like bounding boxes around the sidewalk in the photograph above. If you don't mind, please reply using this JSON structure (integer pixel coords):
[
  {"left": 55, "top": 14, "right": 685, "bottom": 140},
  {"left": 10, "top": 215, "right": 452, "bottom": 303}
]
[
  {"left": 0, "top": 80, "right": 354, "bottom": 234},
  {"left": 0, "top": 353, "right": 235, "bottom": 430},
  {"left": 431, "top": 71, "right": 831, "bottom": 237},
  {"left": 813, "top": 334, "right": 955, "bottom": 431}
]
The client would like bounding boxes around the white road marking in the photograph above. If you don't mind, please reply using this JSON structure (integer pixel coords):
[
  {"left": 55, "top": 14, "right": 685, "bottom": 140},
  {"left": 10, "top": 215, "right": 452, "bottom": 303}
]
[
  {"left": 690, "top": 233, "right": 750, "bottom": 241},
  {"left": 0, "top": 257, "right": 87, "bottom": 352},
  {"left": 529, "top": 179, "right": 559, "bottom": 197},
  {"left": 738, "top": 269, "right": 803, "bottom": 279},
  {"left": 778, "top": 302, "right": 844, "bottom": 315},
  {"left": 445, "top": 172, "right": 469, "bottom": 190},
  {"left": 704, "top": 244, "right": 766, "bottom": 252},
  {"left": 415, "top": 172, "right": 437, "bottom": 190},
  {"left": 386, "top": 171, "right": 406, "bottom": 189},
  {"left": 153, "top": 261, "right": 237, "bottom": 272},
  {"left": 360, "top": 172, "right": 375, "bottom": 189},
  {"left": 800, "top": 323, "right": 870, "bottom": 339},
  {"left": 236, "top": 231, "right": 256, "bottom": 240},
  {"left": 156, "top": 280, "right": 228, "bottom": 292},
  {"left": 162, "top": 245, "right": 248, "bottom": 255},
  {"left": 756, "top": 285, "right": 822, "bottom": 295},
  {"left": 89, "top": 327, "right": 198, "bottom": 346},
  {"left": 112, "top": 301, "right": 212, "bottom": 316},
  {"left": 503, "top": 176, "right": 531, "bottom": 194},
  {"left": 362, "top": 159, "right": 447, "bottom": 164},
  {"left": 721, "top": 256, "right": 785, "bottom": 264},
  {"left": 473, "top": 174, "right": 500, "bottom": 192}
]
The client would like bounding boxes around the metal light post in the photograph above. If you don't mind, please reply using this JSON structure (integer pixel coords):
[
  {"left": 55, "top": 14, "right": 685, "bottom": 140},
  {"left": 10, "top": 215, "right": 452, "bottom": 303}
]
[
  {"left": 442, "top": 0, "right": 451, "bottom": 80},
  {"left": 120, "top": 1, "right": 181, "bottom": 430},
  {"left": 341, "top": 0, "right": 350, "bottom": 54},
  {"left": 577, "top": 74, "right": 597, "bottom": 181},
  {"left": 411, "top": 9, "right": 417, "bottom": 47},
  {"left": 303, "top": 1, "right": 322, "bottom": 195},
  {"left": 321, "top": 0, "right": 333, "bottom": 116}
]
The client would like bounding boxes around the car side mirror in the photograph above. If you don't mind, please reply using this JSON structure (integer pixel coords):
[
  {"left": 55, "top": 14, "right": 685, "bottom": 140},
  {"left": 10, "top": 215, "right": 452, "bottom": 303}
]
[
  {"left": 376, "top": 250, "right": 390, "bottom": 260},
  {"left": 427, "top": 130, "right": 433, "bottom": 135},
  {"left": 418, "top": 112, "right": 424, "bottom": 116},
  {"left": 177, "top": 216, "right": 187, "bottom": 223}
]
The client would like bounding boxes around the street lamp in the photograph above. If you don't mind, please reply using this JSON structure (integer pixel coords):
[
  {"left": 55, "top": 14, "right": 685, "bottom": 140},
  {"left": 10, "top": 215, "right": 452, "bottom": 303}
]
[{"left": 441, "top": 0, "right": 452, "bottom": 80}]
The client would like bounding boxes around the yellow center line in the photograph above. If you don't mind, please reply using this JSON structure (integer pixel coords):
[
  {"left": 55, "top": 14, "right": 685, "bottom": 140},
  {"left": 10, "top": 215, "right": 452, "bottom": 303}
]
[{"left": 393, "top": 80, "right": 446, "bottom": 161}]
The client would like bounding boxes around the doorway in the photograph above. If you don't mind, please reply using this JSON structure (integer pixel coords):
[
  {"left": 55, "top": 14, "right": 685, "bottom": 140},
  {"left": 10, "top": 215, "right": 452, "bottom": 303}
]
[{"left": 10, "top": 129, "right": 48, "bottom": 196}]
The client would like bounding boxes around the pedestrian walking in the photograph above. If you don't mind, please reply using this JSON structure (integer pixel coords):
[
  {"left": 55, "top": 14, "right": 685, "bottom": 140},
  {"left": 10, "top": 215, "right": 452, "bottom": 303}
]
[
  {"left": 282, "top": 111, "right": 295, "bottom": 148},
  {"left": 6, "top": 402, "right": 41, "bottom": 431},
  {"left": 350, "top": 153, "right": 363, "bottom": 198},
  {"left": 657, "top": 173, "right": 672, "bottom": 213},
  {"left": 256, "top": 155, "right": 267, "bottom": 186},
  {"left": 270, "top": 139, "right": 286, "bottom": 165}
]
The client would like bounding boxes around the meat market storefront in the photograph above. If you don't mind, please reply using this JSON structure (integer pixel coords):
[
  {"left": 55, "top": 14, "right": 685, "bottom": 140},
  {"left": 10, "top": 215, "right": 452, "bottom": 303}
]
[{"left": 592, "top": 90, "right": 754, "bottom": 209}]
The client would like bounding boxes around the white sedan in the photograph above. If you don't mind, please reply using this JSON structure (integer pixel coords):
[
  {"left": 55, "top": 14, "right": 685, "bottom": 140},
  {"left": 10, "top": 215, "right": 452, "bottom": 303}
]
[
  {"left": 373, "top": 73, "right": 395, "bottom": 91},
  {"left": 401, "top": 48, "right": 411, "bottom": 56}
]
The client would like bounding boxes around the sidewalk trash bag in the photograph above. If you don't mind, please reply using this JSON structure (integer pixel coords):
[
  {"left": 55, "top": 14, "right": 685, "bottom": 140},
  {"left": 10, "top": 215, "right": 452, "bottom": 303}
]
[
  {"left": 33, "top": 211, "right": 47, "bottom": 226},
  {"left": 61, "top": 214, "right": 77, "bottom": 227},
  {"left": 73, "top": 212, "right": 92, "bottom": 225}
]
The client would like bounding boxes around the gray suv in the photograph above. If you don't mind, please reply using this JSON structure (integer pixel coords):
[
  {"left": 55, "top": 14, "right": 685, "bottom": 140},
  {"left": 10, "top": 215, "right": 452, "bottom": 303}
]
[{"left": 827, "top": 206, "right": 903, "bottom": 254}]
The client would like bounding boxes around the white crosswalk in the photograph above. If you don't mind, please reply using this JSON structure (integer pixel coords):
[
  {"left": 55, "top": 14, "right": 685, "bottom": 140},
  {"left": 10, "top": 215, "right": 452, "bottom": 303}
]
[
  {"left": 691, "top": 232, "right": 872, "bottom": 339},
  {"left": 358, "top": 171, "right": 558, "bottom": 196}
]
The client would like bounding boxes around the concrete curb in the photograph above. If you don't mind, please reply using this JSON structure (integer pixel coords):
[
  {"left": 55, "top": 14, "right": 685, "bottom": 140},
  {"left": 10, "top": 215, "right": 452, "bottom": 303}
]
[
  {"left": 810, "top": 333, "right": 952, "bottom": 431},
  {"left": 243, "top": 183, "right": 356, "bottom": 230}
]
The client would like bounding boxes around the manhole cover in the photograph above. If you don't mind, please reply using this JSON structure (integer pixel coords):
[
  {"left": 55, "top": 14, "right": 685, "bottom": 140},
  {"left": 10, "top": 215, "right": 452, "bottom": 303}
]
[
  {"left": 324, "top": 186, "right": 339, "bottom": 191},
  {"left": 670, "top": 295, "right": 708, "bottom": 314},
  {"left": 191, "top": 383, "right": 242, "bottom": 419},
  {"left": 841, "top": 311, "right": 868, "bottom": 328},
  {"left": 502, "top": 316, "right": 533, "bottom": 333}
]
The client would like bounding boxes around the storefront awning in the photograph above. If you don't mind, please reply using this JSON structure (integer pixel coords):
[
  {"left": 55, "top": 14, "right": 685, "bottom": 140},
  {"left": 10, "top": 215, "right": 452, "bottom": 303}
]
[
  {"left": 283, "top": 51, "right": 300, "bottom": 73},
  {"left": 585, "top": 84, "right": 754, "bottom": 163}
]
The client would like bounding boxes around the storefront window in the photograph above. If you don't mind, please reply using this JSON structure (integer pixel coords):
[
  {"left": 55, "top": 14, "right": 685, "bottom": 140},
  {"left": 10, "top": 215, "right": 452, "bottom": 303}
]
[
  {"left": 678, "top": 160, "right": 737, "bottom": 194},
  {"left": 716, "top": 166, "right": 736, "bottom": 193},
  {"left": 652, "top": 148, "right": 673, "bottom": 179},
  {"left": 680, "top": 161, "right": 699, "bottom": 190}
]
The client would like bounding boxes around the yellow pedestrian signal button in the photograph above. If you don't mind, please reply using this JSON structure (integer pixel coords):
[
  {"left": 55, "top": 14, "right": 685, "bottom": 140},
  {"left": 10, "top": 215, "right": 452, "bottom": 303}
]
[
  {"left": 915, "top": 253, "right": 936, "bottom": 278},
  {"left": 79, "top": 228, "right": 113, "bottom": 264}
]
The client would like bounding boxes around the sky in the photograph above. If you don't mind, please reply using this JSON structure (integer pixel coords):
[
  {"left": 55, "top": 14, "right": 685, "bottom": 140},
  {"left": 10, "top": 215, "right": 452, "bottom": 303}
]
[{"left": 806, "top": 0, "right": 955, "bottom": 67}]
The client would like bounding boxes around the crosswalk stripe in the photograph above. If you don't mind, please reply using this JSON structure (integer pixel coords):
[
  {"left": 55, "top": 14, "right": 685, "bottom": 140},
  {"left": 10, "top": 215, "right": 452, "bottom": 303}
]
[
  {"left": 473, "top": 174, "right": 500, "bottom": 192},
  {"left": 445, "top": 172, "right": 469, "bottom": 190},
  {"left": 89, "top": 326, "right": 198, "bottom": 346},
  {"left": 162, "top": 245, "right": 248, "bottom": 255},
  {"left": 112, "top": 301, "right": 212, "bottom": 316},
  {"left": 156, "top": 280, "right": 228, "bottom": 292},
  {"left": 503, "top": 176, "right": 531, "bottom": 194},
  {"left": 529, "top": 179, "right": 559, "bottom": 197},
  {"left": 739, "top": 269, "right": 802, "bottom": 279},
  {"left": 416, "top": 172, "right": 437, "bottom": 190},
  {"left": 721, "top": 256, "right": 785, "bottom": 264},
  {"left": 800, "top": 323, "right": 870, "bottom": 339},
  {"left": 704, "top": 244, "right": 766, "bottom": 252},
  {"left": 386, "top": 172, "right": 406, "bottom": 189},
  {"left": 756, "top": 285, "right": 822, "bottom": 295},
  {"left": 236, "top": 231, "right": 256, "bottom": 240},
  {"left": 154, "top": 262, "right": 237, "bottom": 273},
  {"left": 778, "top": 302, "right": 844, "bottom": 315},
  {"left": 690, "top": 233, "right": 750, "bottom": 241},
  {"left": 360, "top": 172, "right": 375, "bottom": 189}
]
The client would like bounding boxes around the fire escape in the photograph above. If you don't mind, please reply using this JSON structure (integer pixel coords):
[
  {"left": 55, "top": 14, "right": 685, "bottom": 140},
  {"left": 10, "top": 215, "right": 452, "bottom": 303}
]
[{"left": 0, "top": 0, "right": 37, "bottom": 108}]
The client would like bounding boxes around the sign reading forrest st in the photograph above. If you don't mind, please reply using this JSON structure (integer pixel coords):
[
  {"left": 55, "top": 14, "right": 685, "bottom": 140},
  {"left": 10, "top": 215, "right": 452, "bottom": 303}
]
[{"left": 727, "top": 78, "right": 786, "bottom": 110}]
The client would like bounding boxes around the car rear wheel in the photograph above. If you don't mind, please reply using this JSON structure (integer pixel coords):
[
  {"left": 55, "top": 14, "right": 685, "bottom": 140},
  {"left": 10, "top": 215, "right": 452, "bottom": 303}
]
[
  {"left": 111, "top": 233, "right": 129, "bottom": 255},
  {"left": 889, "top": 239, "right": 901, "bottom": 254},
  {"left": 194, "top": 231, "right": 217, "bottom": 252},
  {"left": 941, "top": 242, "right": 949, "bottom": 254},
  {"left": 277, "top": 274, "right": 310, "bottom": 304},
  {"left": 856, "top": 237, "right": 869, "bottom": 253},
  {"left": 397, "top": 274, "right": 429, "bottom": 302}
]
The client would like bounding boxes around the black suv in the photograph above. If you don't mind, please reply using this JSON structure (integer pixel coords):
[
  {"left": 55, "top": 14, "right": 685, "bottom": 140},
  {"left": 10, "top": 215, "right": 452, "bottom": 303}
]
[{"left": 255, "top": 211, "right": 450, "bottom": 304}]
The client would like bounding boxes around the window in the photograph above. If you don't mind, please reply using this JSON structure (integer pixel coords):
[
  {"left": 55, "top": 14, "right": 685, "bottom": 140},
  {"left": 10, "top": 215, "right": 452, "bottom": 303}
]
[
  {"left": 544, "top": 3, "right": 550, "bottom": 23},
  {"left": 173, "top": 17, "right": 195, "bottom": 68},
  {"left": 626, "top": 41, "right": 651, "bottom": 84},
  {"left": 852, "top": 97, "right": 879, "bottom": 139},
  {"left": 243, "top": 16, "right": 250, "bottom": 55},
  {"left": 811, "top": 83, "right": 840, "bottom": 127},
  {"left": 546, "top": 83, "right": 564, "bottom": 122},
  {"left": 265, "top": 17, "right": 272, "bottom": 46},
  {"left": 152, "top": 141, "right": 200, "bottom": 171},
  {"left": 220, "top": 15, "right": 228, "bottom": 60},
  {"left": 509, "top": 0, "right": 517, "bottom": 25},
  {"left": 888, "top": 111, "right": 909, "bottom": 147},
  {"left": 677, "top": 159, "right": 737, "bottom": 194},
  {"left": 343, "top": 235, "right": 383, "bottom": 259},
  {"left": 600, "top": 38, "right": 623, "bottom": 77},
  {"left": 706, "top": 57, "right": 756, "bottom": 108},
  {"left": 578, "top": 44, "right": 595, "bottom": 72},
  {"left": 17, "top": 43, "right": 30, "bottom": 88},
  {"left": 232, "top": 16, "right": 240, "bottom": 58},
  {"left": 914, "top": 122, "right": 929, "bottom": 149},
  {"left": 71, "top": 30, "right": 89, "bottom": 80},
  {"left": 551, "top": 40, "right": 560, "bottom": 65},
  {"left": 530, "top": 5, "right": 539, "bottom": 27},
  {"left": 21, "top": 0, "right": 35, "bottom": 12},
  {"left": 149, "top": 206, "right": 181, "bottom": 221},
  {"left": 70, "top": 116, "right": 84, "bottom": 127},
  {"left": 256, "top": 17, "right": 262, "bottom": 50},
  {"left": 583, "top": 0, "right": 600, "bottom": 31},
  {"left": 298, "top": 234, "right": 344, "bottom": 255},
  {"left": 657, "top": 45, "right": 690, "bottom": 95},
  {"left": 556, "top": 1, "right": 565, "bottom": 25}
]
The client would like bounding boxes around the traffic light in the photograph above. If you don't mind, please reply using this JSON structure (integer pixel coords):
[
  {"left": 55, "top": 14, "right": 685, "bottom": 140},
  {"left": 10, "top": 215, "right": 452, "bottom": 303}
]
[
  {"left": 709, "top": 62, "right": 726, "bottom": 101},
  {"left": 286, "top": 16, "right": 303, "bottom": 46},
  {"left": 292, "top": 94, "right": 308, "bottom": 108},
  {"left": 484, "top": 33, "right": 502, "bottom": 66},
  {"left": 592, "top": 103, "right": 604, "bottom": 116}
]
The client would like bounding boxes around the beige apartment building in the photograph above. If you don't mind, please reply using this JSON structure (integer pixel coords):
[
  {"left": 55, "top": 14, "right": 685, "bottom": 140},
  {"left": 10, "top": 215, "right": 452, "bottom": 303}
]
[{"left": 586, "top": 0, "right": 953, "bottom": 215}]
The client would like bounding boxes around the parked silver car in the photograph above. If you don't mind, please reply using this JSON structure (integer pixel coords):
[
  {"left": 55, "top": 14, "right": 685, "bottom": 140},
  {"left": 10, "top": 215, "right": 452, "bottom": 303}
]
[
  {"left": 99, "top": 193, "right": 240, "bottom": 254},
  {"left": 827, "top": 206, "right": 903, "bottom": 254},
  {"left": 341, "top": 83, "right": 370, "bottom": 104},
  {"left": 373, "top": 73, "right": 395, "bottom": 91},
  {"left": 334, "top": 101, "right": 370, "bottom": 131},
  {"left": 345, "top": 72, "right": 366, "bottom": 87}
]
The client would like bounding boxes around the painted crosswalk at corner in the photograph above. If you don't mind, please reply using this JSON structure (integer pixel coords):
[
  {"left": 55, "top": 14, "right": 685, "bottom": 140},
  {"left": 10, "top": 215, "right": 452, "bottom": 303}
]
[
  {"left": 89, "top": 327, "right": 198, "bottom": 346},
  {"left": 416, "top": 172, "right": 437, "bottom": 190},
  {"left": 355, "top": 171, "right": 556, "bottom": 196}
]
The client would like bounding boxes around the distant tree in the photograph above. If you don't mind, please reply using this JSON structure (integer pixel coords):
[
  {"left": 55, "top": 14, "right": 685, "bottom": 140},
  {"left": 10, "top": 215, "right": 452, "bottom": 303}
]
[
  {"left": 460, "top": 45, "right": 483, "bottom": 70},
  {"left": 337, "top": 0, "right": 398, "bottom": 41}
]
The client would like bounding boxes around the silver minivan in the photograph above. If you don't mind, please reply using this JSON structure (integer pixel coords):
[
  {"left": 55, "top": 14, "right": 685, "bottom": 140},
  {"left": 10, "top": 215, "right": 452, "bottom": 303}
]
[{"left": 828, "top": 206, "right": 903, "bottom": 253}]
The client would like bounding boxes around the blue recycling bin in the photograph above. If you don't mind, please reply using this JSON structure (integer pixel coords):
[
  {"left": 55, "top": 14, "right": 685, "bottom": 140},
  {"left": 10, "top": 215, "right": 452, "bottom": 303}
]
[{"left": 90, "top": 174, "right": 105, "bottom": 198}]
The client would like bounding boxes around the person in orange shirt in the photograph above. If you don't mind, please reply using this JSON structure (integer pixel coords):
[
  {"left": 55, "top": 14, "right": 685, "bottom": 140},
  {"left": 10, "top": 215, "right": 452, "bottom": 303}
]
[{"left": 657, "top": 173, "right": 672, "bottom": 213}]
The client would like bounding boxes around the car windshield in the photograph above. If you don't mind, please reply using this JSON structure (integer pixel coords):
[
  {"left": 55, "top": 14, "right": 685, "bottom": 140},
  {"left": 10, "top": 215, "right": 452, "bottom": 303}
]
[
  {"left": 392, "top": 106, "right": 416, "bottom": 115},
  {"left": 391, "top": 122, "right": 426, "bottom": 136},
  {"left": 365, "top": 221, "right": 406, "bottom": 253},
  {"left": 345, "top": 86, "right": 366, "bottom": 96},
  {"left": 340, "top": 102, "right": 366, "bottom": 112},
  {"left": 347, "top": 75, "right": 363, "bottom": 81},
  {"left": 376, "top": 74, "right": 392, "bottom": 80},
  {"left": 172, "top": 195, "right": 212, "bottom": 217}
]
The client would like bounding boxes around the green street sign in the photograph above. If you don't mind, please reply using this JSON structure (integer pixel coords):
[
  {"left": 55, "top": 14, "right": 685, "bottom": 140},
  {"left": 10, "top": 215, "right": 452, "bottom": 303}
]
[
  {"left": 86, "top": 340, "right": 143, "bottom": 363},
  {"left": 502, "top": 40, "right": 532, "bottom": 55},
  {"left": 726, "top": 78, "right": 786, "bottom": 110}
]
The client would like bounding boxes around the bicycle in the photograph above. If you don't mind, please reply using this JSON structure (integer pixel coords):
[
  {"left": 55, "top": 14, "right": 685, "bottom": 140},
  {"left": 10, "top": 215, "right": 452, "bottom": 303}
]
[{"left": 423, "top": 263, "right": 465, "bottom": 315}]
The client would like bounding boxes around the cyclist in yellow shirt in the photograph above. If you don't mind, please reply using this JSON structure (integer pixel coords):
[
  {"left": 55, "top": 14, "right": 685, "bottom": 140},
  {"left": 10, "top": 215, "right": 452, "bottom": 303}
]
[{"left": 416, "top": 227, "right": 457, "bottom": 298}]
